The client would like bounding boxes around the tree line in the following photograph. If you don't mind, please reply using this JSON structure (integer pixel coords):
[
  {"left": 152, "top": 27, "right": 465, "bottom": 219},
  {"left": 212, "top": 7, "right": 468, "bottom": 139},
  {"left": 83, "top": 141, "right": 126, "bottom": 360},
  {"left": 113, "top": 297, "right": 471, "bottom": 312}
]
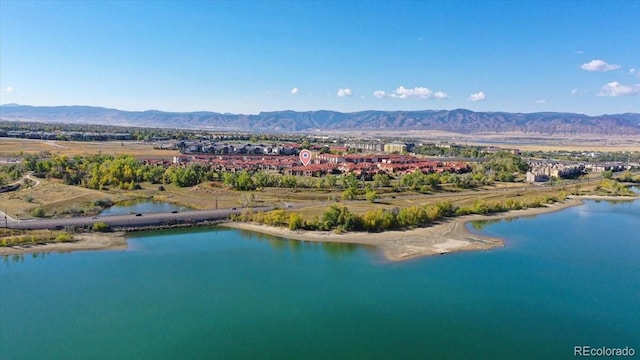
[{"left": 15, "top": 151, "right": 532, "bottom": 193}]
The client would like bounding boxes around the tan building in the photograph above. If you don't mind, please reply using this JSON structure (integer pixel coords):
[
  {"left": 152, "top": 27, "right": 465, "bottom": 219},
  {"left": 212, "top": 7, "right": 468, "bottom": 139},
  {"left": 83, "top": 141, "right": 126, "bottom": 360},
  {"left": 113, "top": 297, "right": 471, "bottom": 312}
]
[{"left": 383, "top": 143, "right": 407, "bottom": 153}]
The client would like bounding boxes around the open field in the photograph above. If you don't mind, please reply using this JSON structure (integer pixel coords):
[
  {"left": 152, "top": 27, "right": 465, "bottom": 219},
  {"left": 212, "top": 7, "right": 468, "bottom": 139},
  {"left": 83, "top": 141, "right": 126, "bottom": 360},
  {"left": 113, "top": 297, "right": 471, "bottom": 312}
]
[
  {"left": 467, "top": 142, "right": 640, "bottom": 152},
  {"left": 0, "top": 177, "right": 130, "bottom": 219},
  {"left": 277, "top": 182, "right": 598, "bottom": 222},
  {"left": 3, "top": 133, "right": 640, "bottom": 159},
  {"left": 0, "top": 138, "right": 178, "bottom": 159},
  {"left": 322, "top": 130, "right": 640, "bottom": 152}
]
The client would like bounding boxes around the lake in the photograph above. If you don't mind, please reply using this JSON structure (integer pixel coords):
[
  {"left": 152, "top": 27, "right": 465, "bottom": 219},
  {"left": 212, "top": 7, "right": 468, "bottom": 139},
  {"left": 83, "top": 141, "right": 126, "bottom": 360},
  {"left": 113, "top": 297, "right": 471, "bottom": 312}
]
[
  {"left": 99, "top": 199, "right": 188, "bottom": 216},
  {"left": 1, "top": 200, "right": 638, "bottom": 359}
]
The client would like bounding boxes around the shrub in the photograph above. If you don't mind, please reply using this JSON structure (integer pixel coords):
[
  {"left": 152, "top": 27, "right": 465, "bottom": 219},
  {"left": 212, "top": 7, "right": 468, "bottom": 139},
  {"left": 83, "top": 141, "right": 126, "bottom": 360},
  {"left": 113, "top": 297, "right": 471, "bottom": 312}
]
[
  {"left": 92, "top": 198, "right": 114, "bottom": 208},
  {"left": 30, "top": 207, "right": 46, "bottom": 218},
  {"left": 92, "top": 222, "right": 110, "bottom": 232},
  {"left": 55, "top": 233, "right": 72, "bottom": 242}
]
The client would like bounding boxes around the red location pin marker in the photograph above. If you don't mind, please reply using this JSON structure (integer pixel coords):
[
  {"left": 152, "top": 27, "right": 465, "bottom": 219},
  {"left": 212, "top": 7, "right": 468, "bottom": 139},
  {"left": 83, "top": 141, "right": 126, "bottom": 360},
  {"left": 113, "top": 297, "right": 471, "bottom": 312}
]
[{"left": 299, "top": 149, "right": 312, "bottom": 166}]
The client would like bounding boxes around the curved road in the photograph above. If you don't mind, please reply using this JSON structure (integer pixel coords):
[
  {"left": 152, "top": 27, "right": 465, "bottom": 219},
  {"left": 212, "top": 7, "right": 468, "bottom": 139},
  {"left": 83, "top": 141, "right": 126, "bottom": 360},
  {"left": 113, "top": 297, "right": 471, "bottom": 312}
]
[{"left": 1, "top": 207, "right": 274, "bottom": 230}]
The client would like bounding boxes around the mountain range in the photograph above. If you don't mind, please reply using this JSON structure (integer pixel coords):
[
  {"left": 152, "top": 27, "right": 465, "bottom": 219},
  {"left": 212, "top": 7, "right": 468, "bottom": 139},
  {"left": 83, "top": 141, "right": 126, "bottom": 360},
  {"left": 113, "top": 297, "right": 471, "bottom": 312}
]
[{"left": 1, "top": 104, "right": 639, "bottom": 135}]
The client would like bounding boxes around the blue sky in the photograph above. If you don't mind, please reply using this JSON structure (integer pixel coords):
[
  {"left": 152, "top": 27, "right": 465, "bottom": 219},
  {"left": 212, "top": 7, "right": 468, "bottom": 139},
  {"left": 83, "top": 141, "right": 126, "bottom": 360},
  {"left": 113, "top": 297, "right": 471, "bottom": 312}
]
[{"left": 1, "top": 0, "right": 638, "bottom": 115}]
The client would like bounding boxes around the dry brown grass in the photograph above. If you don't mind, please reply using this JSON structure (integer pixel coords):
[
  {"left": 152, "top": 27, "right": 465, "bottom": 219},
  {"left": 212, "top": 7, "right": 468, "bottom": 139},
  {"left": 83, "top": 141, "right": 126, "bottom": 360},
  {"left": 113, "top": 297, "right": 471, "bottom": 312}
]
[
  {"left": 0, "top": 177, "right": 128, "bottom": 219},
  {"left": 0, "top": 138, "right": 178, "bottom": 160},
  {"left": 483, "top": 143, "right": 640, "bottom": 152},
  {"left": 257, "top": 180, "right": 599, "bottom": 222}
]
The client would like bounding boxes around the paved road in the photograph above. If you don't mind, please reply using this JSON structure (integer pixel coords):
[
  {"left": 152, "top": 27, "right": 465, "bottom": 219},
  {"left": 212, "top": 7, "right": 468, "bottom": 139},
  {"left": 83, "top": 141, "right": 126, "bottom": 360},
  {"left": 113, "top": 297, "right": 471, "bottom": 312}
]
[{"left": 1, "top": 207, "right": 274, "bottom": 230}]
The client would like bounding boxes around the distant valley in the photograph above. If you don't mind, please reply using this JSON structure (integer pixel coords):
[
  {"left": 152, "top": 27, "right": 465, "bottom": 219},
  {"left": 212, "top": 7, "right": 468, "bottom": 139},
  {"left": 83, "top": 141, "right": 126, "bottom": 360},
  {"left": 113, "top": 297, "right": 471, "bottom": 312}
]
[{"left": 1, "top": 104, "right": 639, "bottom": 136}]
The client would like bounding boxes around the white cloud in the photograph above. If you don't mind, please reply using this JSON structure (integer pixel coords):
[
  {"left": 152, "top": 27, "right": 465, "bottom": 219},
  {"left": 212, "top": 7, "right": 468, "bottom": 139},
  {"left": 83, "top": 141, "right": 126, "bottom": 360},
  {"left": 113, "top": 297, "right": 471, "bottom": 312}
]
[
  {"left": 386, "top": 86, "right": 448, "bottom": 100},
  {"left": 535, "top": 99, "right": 547, "bottom": 103},
  {"left": 433, "top": 91, "right": 448, "bottom": 100},
  {"left": 337, "top": 88, "right": 352, "bottom": 97},
  {"left": 290, "top": 87, "right": 299, "bottom": 95},
  {"left": 4, "top": 86, "right": 15, "bottom": 93},
  {"left": 390, "top": 86, "right": 431, "bottom": 99},
  {"left": 467, "top": 91, "right": 486, "bottom": 102},
  {"left": 571, "top": 89, "right": 579, "bottom": 95},
  {"left": 373, "top": 90, "right": 386, "bottom": 99},
  {"left": 575, "top": 50, "right": 584, "bottom": 55},
  {"left": 581, "top": 59, "right": 621, "bottom": 72},
  {"left": 597, "top": 81, "right": 640, "bottom": 97}
]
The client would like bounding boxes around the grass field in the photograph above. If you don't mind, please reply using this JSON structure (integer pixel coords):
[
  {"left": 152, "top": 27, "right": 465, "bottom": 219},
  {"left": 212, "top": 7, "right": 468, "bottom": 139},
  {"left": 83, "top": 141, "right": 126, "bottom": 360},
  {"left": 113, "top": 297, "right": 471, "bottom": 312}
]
[
  {"left": 0, "top": 138, "right": 178, "bottom": 160},
  {"left": 0, "top": 177, "right": 130, "bottom": 219}
]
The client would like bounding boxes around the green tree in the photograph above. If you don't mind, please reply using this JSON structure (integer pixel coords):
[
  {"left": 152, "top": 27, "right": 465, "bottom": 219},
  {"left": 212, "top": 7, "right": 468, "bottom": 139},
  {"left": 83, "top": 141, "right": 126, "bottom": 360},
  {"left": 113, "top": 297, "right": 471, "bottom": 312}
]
[
  {"left": 235, "top": 170, "right": 255, "bottom": 191},
  {"left": 326, "top": 174, "right": 337, "bottom": 188},
  {"left": 288, "top": 213, "right": 304, "bottom": 230},
  {"left": 365, "top": 189, "right": 378, "bottom": 203},
  {"left": 372, "top": 173, "right": 391, "bottom": 188},
  {"left": 222, "top": 172, "right": 238, "bottom": 188},
  {"left": 341, "top": 187, "right": 357, "bottom": 201},
  {"left": 300, "top": 140, "right": 311, "bottom": 150}
]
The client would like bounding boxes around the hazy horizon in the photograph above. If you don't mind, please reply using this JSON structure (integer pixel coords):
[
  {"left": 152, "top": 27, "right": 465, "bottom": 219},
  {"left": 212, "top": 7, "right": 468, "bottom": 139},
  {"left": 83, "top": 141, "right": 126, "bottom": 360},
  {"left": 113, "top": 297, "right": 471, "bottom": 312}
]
[{"left": 3, "top": 102, "right": 639, "bottom": 118}]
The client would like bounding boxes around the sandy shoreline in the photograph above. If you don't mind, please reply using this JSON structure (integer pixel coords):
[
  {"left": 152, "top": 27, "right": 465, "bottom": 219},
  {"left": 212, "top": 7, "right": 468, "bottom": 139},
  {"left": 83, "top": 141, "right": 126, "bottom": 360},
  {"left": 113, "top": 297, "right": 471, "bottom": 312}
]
[
  {"left": 0, "top": 195, "right": 635, "bottom": 259},
  {"left": 221, "top": 198, "right": 592, "bottom": 261},
  {"left": 0, "top": 232, "right": 127, "bottom": 256}
]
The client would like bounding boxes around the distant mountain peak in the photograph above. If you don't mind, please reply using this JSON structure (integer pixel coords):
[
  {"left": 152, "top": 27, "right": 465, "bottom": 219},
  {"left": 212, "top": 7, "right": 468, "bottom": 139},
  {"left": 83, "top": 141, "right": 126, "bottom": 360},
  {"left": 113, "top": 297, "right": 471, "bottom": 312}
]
[{"left": 1, "top": 104, "right": 639, "bottom": 135}]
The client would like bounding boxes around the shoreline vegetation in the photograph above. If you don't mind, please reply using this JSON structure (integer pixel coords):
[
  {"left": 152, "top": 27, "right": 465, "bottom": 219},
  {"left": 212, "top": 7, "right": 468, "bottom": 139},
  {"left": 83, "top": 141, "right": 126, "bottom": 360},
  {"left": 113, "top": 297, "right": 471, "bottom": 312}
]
[
  {"left": 0, "top": 232, "right": 126, "bottom": 256},
  {"left": 1, "top": 195, "right": 635, "bottom": 260},
  {"left": 221, "top": 196, "right": 620, "bottom": 261}
]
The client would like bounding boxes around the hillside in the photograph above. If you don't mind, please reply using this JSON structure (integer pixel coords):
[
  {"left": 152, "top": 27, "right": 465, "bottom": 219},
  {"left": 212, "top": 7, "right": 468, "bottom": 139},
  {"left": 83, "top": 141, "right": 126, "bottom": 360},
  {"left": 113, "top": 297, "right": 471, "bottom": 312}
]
[{"left": 1, "top": 104, "right": 639, "bottom": 135}]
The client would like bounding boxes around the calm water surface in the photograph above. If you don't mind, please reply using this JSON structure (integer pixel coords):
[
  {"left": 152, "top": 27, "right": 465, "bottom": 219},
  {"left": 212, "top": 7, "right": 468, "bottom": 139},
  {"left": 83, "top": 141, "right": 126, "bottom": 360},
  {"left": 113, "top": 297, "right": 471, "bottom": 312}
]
[
  {"left": 99, "top": 199, "right": 188, "bottom": 216},
  {"left": 1, "top": 200, "right": 638, "bottom": 359}
]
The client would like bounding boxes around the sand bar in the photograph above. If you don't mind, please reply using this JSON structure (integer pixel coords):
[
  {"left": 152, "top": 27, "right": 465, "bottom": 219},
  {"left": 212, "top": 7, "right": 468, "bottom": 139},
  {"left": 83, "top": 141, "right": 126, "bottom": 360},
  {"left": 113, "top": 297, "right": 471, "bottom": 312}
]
[{"left": 0, "top": 232, "right": 127, "bottom": 256}]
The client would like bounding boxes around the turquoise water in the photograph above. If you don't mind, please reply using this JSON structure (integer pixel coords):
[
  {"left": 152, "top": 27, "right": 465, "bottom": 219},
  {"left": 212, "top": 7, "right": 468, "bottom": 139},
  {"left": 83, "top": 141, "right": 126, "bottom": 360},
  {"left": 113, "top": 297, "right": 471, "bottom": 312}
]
[
  {"left": 1, "top": 200, "right": 638, "bottom": 359},
  {"left": 99, "top": 199, "right": 187, "bottom": 216}
]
